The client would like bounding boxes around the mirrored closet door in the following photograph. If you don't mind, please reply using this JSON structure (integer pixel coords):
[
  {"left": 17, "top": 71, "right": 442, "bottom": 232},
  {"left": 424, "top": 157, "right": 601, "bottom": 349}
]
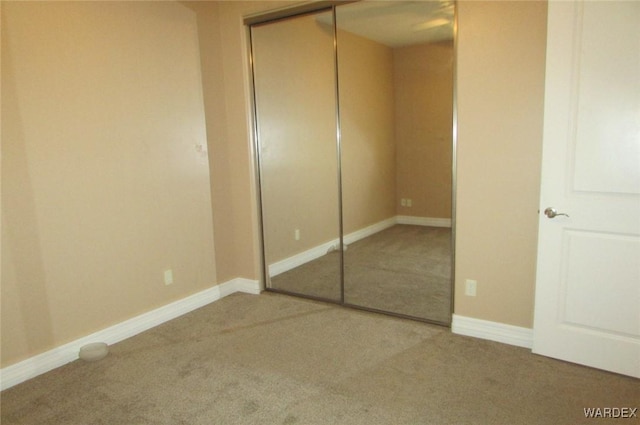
[
  {"left": 249, "top": 0, "right": 455, "bottom": 324},
  {"left": 251, "top": 9, "right": 342, "bottom": 302}
]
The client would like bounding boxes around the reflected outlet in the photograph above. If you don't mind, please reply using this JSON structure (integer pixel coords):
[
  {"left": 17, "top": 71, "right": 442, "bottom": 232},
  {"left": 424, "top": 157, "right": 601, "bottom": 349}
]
[
  {"left": 164, "top": 269, "right": 174, "bottom": 286},
  {"left": 465, "top": 279, "right": 477, "bottom": 296}
]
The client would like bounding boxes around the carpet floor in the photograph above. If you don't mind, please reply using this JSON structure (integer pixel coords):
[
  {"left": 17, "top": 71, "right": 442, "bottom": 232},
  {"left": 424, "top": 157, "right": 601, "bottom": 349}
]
[
  {"left": 1, "top": 292, "right": 638, "bottom": 424},
  {"left": 270, "top": 225, "right": 452, "bottom": 323}
]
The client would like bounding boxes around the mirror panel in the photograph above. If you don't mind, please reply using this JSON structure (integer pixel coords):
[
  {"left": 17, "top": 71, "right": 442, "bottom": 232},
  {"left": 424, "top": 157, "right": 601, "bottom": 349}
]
[
  {"left": 250, "top": 1, "right": 455, "bottom": 323},
  {"left": 251, "top": 11, "right": 342, "bottom": 301},
  {"left": 337, "top": 1, "right": 454, "bottom": 322}
]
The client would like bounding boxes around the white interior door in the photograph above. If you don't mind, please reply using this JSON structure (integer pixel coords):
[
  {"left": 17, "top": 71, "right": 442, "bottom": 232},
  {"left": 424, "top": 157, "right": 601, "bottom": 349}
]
[{"left": 533, "top": 0, "right": 640, "bottom": 378}]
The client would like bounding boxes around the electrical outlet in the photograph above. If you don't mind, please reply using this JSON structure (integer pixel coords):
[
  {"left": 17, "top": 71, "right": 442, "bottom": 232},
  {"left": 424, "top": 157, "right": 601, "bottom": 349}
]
[
  {"left": 164, "top": 269, "right": 174, "bottom": 286},
  {"left": 294, "top": 229, "right": 300, "bottom": 240},
  {"left": 407, "top": 199, "right": 412, "bottom": 207},
  {"left": 401, "top": 198, "right": 407, "bottom": 206},
  {"left": 465, "top": 279, "right": 477, "bottom": 296}
]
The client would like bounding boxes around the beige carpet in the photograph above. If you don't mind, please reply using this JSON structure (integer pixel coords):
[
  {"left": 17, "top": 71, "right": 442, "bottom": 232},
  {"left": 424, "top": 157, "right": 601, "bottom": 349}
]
[
  {"left": 2, "top": 293, "right": 638, "bottom": 424},
  {"left": 271, "top": 225, "right": 452, "bottom": 323}
]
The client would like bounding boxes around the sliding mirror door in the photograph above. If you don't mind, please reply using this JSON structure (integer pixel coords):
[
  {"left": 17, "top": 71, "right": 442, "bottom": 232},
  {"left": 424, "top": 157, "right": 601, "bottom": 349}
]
[
  {"left": 250, "top": 1, "right": 455, "bottom": 324},
  {"left": 336, "top": 1, "right": 455, "bottom": 323},
  {"left": 251, "top": 10, "right": 342, "bottom": 301}
]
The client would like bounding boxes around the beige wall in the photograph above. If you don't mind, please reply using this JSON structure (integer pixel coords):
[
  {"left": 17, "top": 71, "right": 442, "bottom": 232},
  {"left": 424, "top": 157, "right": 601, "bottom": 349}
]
[
  {"left": 186, "top": 0, "right": 297, "bottom": 280},
  {"left": 394, "top": 41, "right": 453, "bottom": 220},
  {"left": 211, "top": 1, "right": 294, "bottom": 281},
  {"left": 339, "top": 30, "right": 397, "bottom": 234},
  {"left": 1, "top": 0, "right": 549, "bottom": 370},
  {"left": 184, "top": 1, "right": 233, "bottom": 282},
  {"left": 253, "top": 14, "right": 340, "bottom": 263},
  {"left": 455, "top": 1, "right": 547, "bottom": 328},
  {"left": 1, "top": 1, "right": 217, "bottom": 366},
  {"left": 252, "top": 22, "right": 397, "bottom": 263},
  {"left": 219, "top": 1, "right": 547, "bottom": 330}
]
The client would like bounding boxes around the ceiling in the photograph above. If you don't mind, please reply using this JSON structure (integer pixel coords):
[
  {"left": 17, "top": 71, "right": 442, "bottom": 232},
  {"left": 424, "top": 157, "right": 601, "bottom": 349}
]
[{"left": 329, "top": 1, "right": 455, "bottom": 48}]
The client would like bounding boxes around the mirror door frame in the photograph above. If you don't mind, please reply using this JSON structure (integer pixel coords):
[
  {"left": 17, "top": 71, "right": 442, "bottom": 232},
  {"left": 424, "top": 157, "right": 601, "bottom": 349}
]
[{"left": 245, "top": 0, "right": 458, "bottom": 326}]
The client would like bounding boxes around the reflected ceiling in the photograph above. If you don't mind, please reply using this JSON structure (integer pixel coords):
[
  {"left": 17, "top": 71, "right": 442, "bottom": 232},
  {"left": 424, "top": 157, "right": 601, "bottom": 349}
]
[{"left": 330, "top": 1, "right": 454, "bottom": 47}]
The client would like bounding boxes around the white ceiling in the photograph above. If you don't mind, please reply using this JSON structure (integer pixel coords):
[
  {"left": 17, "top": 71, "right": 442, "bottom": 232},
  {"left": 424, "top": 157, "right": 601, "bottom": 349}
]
[{"left": 332, "top": 1, "right": 455, "bottom": 48}]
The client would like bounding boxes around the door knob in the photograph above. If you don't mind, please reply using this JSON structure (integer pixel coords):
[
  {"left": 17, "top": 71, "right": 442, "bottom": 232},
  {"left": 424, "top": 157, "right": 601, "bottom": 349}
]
[{"left": 544, "top": 207, "right": 569, "bottom": 218}]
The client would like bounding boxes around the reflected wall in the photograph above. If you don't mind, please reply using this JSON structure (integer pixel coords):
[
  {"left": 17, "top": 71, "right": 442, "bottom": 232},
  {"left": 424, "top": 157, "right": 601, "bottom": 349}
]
[
  {"left": 394, "top": 41, "right": 453, "bottom": 220},
  {"left": 337, "top": 1, "right": 454, "bottom": 322},
  {"left": 251, "top": 11, "right": 342, "bottom": 301},
  {"left": 338, "top": 28, "right": 397, "bottom": 235}
]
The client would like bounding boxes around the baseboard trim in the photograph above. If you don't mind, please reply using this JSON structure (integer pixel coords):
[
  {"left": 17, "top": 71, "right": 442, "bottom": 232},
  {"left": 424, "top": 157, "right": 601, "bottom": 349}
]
[
  {"left": 269, "top": 217, "right": 396, "bottom": 277},
  {"left": 0, "top": 278, "right": 260, "bottom": 391},
  {"left": 268, "top": 216, "right": 451, "bottom": 276},
  {"left": 396, "top": 215, "right": 452, "bottom": 227},
  {"left": 269, "top": 239, "right": 338, "bottom": 277},
  {"left": 451, "top": 314, "right": 533, "bottom": 349},
  {"left": 343, "top": 217, "right": 397, "bottom": 246},
  {"left": 231, "top": 277, "right": 262, "bottom": 295}
]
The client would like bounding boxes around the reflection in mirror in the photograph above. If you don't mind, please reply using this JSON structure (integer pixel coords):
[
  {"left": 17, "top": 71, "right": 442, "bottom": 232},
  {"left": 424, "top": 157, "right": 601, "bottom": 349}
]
[
  {"left": 251, "top": 11, "right": 342, "bottom": 301},
  {"left": 337, "top": 1, "right": 454, "bottom": 322}
]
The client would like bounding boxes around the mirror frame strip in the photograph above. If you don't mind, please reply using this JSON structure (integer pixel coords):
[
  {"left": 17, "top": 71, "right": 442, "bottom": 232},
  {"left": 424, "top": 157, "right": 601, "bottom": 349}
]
[
  {"left": 332, "top": 6, "right": 346, "bottom": 304},
  {"left": 244, "top": 1, "right": 357, "bottom": 26},
  {"left": 450, "top": 0, "right": 459, "bottom": 324}
]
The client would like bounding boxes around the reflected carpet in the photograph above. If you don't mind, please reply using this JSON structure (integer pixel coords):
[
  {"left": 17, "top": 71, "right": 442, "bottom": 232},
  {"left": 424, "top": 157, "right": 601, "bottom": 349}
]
[{"left": 270, "top": 224, "right": 451, "bottom": 322}]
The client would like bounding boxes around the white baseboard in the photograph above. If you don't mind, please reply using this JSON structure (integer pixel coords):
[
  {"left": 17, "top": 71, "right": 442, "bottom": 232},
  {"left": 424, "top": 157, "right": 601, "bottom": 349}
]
[
  {"left": 397, "top": 215, "right": 452, "bottom": 228},
  {"left": 268, "top": 215, "right": 453, "bottom": 277},
  {"left": 269, "top": 217, "right": 396, "bottom": 277},
  {"left": 343, "top": 217, "right": 397, "bottom": 245},
  {"left": 451, "top": 314, "right": 533, "bottom": 349},
  {"left": 231, "top": 277, "right": 262, "bottom": 295},
  {"left": 268, "top": 239, "right": 339, "bottom": 277},
  {"left": 0, "top": 278, "right": 260, "bottom": 391},
  {"left": 268, "top": 216, "right": 451, "bottom": 277}
]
